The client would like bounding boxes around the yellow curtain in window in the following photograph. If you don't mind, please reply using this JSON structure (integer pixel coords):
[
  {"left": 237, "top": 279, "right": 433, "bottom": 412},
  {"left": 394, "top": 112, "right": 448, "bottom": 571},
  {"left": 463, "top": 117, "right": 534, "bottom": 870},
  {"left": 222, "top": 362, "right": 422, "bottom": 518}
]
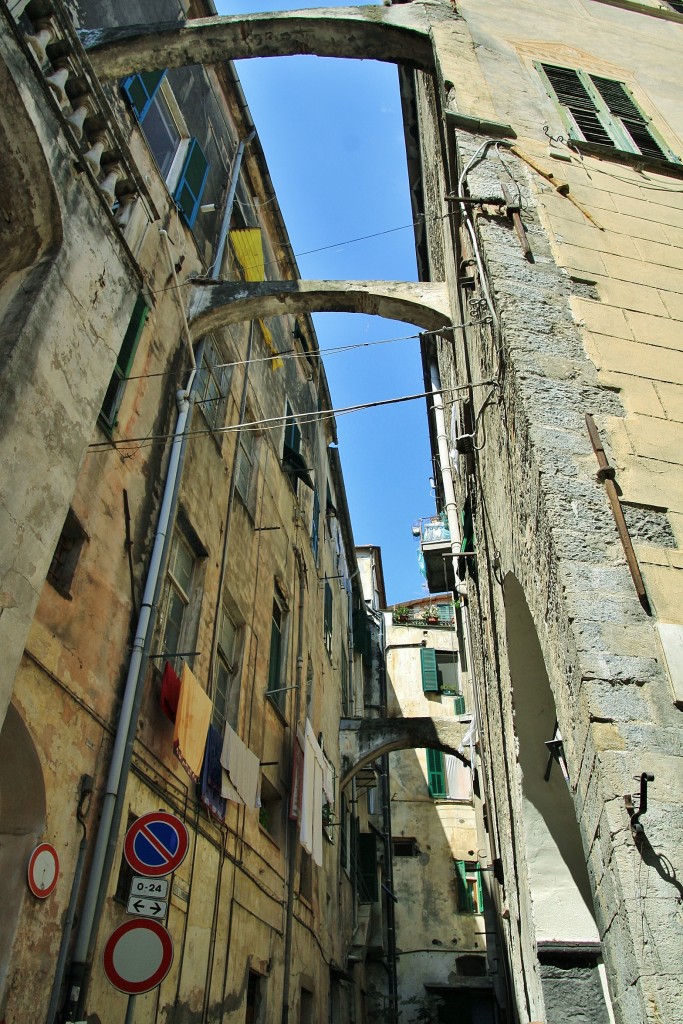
[
  {"left": 229, "top": 228, "right": 265, "bottom": 281},
  {"left": 259, "top": 319, "right": 283, "bottom": 371}
]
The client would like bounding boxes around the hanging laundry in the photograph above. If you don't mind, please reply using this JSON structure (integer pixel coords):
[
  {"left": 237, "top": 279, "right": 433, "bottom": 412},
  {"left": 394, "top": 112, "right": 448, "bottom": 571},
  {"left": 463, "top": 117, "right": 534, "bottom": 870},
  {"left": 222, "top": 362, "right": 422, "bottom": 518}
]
[
  {"left": 160, "top": 661, "right": 181, "bottom": 722},
  {"left": 289, "top": 734, "right": 305, "bottom": 821},
  {"left": 301, "top": 721, "right": 325, "bottom": 867},
  {"left": 173, "top": 662, "right": 212, "bottom": 782},
  {"left": 200, "top": 724, "right": 227, "bottom": 821},
  {"left": 220, "top": 721, "right": 261, "bottom": 808}
]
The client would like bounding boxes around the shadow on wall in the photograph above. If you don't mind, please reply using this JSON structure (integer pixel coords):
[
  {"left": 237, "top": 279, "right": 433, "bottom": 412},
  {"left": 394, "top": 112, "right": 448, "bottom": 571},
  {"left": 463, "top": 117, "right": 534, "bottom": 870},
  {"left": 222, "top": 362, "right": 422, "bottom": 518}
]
[
  {"left": 0, "top": 704, "right": 46, "bottom": 1011},
  {"left": 503, "top": 573, "right": 598, "bottom": 944}
]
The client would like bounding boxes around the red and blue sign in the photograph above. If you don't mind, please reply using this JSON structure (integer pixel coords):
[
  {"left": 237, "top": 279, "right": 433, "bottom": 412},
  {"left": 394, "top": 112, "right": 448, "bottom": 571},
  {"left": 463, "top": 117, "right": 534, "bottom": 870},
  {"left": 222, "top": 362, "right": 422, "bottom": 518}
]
[{"left": 124, "top": 811, "right": 189, "bottom": 878}]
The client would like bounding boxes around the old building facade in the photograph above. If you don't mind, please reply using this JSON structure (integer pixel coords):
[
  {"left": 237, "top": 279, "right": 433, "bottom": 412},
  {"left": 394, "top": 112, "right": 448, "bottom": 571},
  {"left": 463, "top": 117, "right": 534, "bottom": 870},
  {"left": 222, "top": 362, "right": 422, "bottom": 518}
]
[
  {"left": 2, "top": 0, "right": 683, "bottom": 1022},
  {"left": 0, "top": 1, "right": 378, "bottom": 1021}
]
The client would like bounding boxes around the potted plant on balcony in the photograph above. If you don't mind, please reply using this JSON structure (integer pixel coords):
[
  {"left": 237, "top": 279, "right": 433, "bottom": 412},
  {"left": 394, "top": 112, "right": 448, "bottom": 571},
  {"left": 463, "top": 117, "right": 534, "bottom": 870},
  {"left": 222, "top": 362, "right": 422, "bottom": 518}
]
[
  {"left": 422, "top": 604, "right": 440, "bottom": 624},
  {"left": 393, "top": 604, "right": 410, "bottom": 624}
]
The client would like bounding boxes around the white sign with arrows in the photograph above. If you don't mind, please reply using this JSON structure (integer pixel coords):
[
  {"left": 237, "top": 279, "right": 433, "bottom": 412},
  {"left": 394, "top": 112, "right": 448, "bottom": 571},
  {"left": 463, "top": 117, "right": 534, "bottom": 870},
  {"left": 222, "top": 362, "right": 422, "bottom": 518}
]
[{"left": 126, "top": 894, "right": 167, "bottom": 919}]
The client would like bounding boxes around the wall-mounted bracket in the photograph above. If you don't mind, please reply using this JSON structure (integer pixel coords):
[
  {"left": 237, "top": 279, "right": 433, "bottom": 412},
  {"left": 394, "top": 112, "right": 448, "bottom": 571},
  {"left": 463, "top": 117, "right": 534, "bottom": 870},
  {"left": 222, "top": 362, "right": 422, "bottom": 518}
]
[{"left": 624, "top": 772, "right": 654, "bottom": 841}]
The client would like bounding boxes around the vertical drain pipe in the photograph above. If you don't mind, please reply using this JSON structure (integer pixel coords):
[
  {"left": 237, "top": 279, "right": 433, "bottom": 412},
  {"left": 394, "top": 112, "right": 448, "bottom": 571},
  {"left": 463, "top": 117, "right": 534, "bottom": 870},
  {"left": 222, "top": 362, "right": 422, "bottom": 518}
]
[{"left": 209, "top": 129, "right": 256, "bottom": 278}]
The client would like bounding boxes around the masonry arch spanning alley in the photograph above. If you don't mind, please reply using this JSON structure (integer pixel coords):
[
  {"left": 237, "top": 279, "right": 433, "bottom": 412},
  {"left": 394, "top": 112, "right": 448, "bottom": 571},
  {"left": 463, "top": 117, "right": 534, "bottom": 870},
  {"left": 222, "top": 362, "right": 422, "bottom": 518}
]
[
  {"left": 188, "top": 280, "right": 451, "bottom": 337},
  {"left": 339, "top": 716, "right": 470, "bottom": 791},
  {"left": 82, "top": 6, "right": 436, "bottom": 80}
]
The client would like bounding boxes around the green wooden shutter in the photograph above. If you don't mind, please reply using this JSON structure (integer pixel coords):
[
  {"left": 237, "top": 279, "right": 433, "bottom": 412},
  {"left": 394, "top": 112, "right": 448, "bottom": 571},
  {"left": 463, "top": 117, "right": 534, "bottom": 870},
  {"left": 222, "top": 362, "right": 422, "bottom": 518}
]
[
  {"left": 100, "top": 294, "right": 149, "bottom": 430},
  {"left": 454, "top": 859, "right": 469, "bottom": 911},
  {"left": 174, "top": 138, "right": 209, "bottom": 227},
  {"left": 311, "top": 488, "right": 320, "bottom": 562},
  {"left": 539, "top": 64, "right": 615, "bottom": 148},
  {"left": 474, "top": 864, "right": 483, "bottom": 913},
  {"left": 357, "top": 832, "right": 378, "bottom": 903},
  {"left": 589, "top": 76, "right": 670, "bottom": 160},
  {"left": 453, "top": 694, "right": 466, "bottom": 716},
  {"left": 420, "top": 648, "right": 439, "bottom": 693},
  {"left": 121, "top": 71, "right": 166, "bottom": 120},
  {"left": 426, "top": 748, "right": 446, "bottom": 798}
]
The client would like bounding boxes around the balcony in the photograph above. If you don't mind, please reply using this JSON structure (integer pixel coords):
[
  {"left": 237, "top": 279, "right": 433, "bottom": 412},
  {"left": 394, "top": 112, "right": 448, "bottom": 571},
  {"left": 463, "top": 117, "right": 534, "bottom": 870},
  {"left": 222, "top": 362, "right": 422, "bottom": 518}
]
[{"left": 416, "top": 516, "right": 456, "bottom": 593}]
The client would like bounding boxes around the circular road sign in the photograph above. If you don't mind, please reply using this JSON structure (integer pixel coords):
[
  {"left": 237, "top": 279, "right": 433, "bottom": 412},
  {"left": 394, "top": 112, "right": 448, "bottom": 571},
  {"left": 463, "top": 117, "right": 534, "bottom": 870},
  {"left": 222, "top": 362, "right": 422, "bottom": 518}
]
[
  {"left": 103, "top": 919, "right": 174, "bottom": 995},
  {"left": 27, "top": 843, "right": 59, "bottom": 899},
  {"left": 124, "top": 811, "right": 189, "bottom": 878}
]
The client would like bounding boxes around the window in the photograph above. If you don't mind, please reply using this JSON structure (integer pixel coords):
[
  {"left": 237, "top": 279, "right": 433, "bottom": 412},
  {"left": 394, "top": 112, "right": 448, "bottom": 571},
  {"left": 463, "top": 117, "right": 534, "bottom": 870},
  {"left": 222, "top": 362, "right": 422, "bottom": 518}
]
[
  {"left": 323, "top": 578, "right": 333, "bottom": 656},
  {"left": 282, "top": 401, "right": 313, "bottom": 494},
  {"left": 310, "top": 488, "right": 320, "bottom": 563},
  {"left": 259, "top": 776, "right": 283, "bottom": 844},
  {"left": 357, "top": 832, "right": 379, "bottom": 903},
  {"left": 245, "top": 971, "right": 263, "bottom": 1024},
  {"left": 393, "top": 837, "right": 420, "bottom": 858},
  {"left": 235, "top": 426, "right": 256, "bottom": 508},
  {"left": 537, "top": 63, "right": 678, "bottom": 163},
  {"left": 340, "top": 644, "right": 349, "bottom": 717},
  {"left": 454, "top": 859, "right": 483, "bottom": 914},
  {"left": 267, "top": 588, "right": 288, "bottom": 710},
  {"left": 299, "top": 849, "right": 313, "bottom": 903},
  {"left": 122, "top": 72, "right": 210, "bottom": 225},
  {"left": 212, "top": 606, "right": 240, "bottom": 732},
  {"left": 339, "top": 796, "right": 349, "bottom": 874},
  {"left": 195, "top": 335, "right": 231, "bottom": 432},
  {"left": 426, "top": 747, "right": 447, "bottom": 799},
  {"left": 158, "top": 529, "right": 196, "bottom": 664},
  {"left": 47, "top": 508, "right": 88, "bottom": 599},
  {"left": 99, "top": 294, "right": 148, "bottom": 432},
  {"left": 665, "top": 0, "right": 683, "bottom": 12},
  {"left": 299, "top": 988, "right": 314, "bottom": 1024},
  {"left": 420, "top": 648, "right": 460, "bottom": 696}
]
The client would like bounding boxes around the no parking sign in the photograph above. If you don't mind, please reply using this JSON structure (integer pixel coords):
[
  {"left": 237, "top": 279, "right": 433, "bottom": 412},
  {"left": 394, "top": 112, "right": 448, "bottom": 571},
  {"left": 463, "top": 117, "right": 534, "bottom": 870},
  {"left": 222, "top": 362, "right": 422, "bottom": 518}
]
[{"left": 124, "top": 811, "right": 188, "bottom": 878}]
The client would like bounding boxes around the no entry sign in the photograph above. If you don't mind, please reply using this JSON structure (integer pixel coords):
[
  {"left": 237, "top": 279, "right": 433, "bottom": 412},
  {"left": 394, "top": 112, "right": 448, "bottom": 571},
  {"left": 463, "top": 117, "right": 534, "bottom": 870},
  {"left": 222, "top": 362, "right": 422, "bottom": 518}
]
[
  {"left": 124, "top": 811, "right": 189, "bottom": 877},
  {"left": 103, "top": 919, "right": 173, "bottom": 995},
  {"left": 27, "top": 843, "right": 59, "bottom": 898}
]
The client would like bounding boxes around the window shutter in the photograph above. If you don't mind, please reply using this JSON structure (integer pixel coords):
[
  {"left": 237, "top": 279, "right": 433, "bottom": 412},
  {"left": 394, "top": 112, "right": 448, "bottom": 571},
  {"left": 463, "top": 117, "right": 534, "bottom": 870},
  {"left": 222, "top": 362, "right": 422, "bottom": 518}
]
[
  {"left": 357, "top": 832, "right": 378, "bottom": 903},
  {"left": 474, "top": 863, "right": 483, "bottom": 913},
  {"left": 589, "top": 76, "right": 668, "bottom": 160},
  {"left": 454, "top": 859, "right": 469, "bottom": 911},
  {"left": 540, "top": 64, "right": 615, "bottom": 148},
  {"left": 426, "top": 748, "right": 446, "bottom": 798},
  {"left": 453, "top": 694, "right": 466, "bottom": 716},
  {"left": 420, "top": 648, "right": 439, "bottom": 693},
  {"left": 121, "top": 71, "right": 166, "bottom": 120},
  {"left": 100, "top": 294, "right": 149, "bottom": 430},
  {"left": 311, "top": 488, "right": 320, "bottom": 561},
  {"left": 174, "top": 138, "right": 209, "bottom": 227},
  {"left": 324, "top": 579, "right": 333, "bottom": 651}
]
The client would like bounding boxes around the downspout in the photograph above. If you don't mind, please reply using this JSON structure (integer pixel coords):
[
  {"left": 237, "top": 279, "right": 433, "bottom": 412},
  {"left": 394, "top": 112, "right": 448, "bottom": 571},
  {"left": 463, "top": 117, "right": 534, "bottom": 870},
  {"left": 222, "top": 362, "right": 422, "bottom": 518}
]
[
  {"left": 374, "top": 611, "right": 398, "bottom": 1024},
  {"left": 209, "top": 129, "right": 256, "bottom": 278},
  {"left": 281, "top": 551, "right": 306, "bottom": 1024},
  {"left": 66, "top": 236, "right": 198, "bottom": 1016}
]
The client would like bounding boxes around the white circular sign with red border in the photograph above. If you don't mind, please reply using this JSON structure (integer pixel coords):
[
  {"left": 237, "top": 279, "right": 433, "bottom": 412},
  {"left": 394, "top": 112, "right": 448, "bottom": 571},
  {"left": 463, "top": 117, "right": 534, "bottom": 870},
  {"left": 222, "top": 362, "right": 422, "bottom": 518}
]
[
  {"left": 103, "top": 919, "right": 174, "bottom": 995},
  {"left": 27, "top": 843, "right": 59, "bottom": 899}
]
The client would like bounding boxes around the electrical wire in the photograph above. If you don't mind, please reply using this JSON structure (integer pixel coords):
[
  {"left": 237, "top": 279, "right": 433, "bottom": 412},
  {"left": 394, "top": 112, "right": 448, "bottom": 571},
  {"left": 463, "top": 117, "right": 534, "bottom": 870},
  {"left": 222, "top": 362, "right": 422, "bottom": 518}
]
[
  {"left": 87, "top": 379, "right": 497, "bottom": 454},
  {"left": 122, "top": 321, "right": 473, "bottom": 383}
]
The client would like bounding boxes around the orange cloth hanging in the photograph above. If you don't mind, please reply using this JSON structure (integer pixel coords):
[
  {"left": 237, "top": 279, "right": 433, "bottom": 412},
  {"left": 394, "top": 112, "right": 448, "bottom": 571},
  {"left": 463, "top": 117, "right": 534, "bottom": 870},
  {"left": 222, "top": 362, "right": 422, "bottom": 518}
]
[{"left": 173, "top": 662, "right": 212, "bottom": 782}]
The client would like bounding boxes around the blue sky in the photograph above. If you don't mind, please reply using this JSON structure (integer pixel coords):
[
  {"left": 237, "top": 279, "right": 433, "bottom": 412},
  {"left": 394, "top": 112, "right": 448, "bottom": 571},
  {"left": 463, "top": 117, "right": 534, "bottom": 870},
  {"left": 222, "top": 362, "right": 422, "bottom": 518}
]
[{"left": 216, "top": 0, "right": 435, "bottom": 604}]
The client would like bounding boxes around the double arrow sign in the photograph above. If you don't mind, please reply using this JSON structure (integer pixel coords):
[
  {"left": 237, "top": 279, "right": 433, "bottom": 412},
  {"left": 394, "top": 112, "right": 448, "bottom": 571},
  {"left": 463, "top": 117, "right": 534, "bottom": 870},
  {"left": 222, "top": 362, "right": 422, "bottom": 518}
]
[{"left": 127, "top": 877, "right": 170, "bottom": 919}]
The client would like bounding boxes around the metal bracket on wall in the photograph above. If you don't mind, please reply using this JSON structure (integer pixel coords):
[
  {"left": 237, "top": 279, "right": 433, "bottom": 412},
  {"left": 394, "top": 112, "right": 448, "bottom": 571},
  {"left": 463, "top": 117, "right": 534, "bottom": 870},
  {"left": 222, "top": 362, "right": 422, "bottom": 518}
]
[{"left": 585, "top": 413, "right": 651, "bottom": 614}]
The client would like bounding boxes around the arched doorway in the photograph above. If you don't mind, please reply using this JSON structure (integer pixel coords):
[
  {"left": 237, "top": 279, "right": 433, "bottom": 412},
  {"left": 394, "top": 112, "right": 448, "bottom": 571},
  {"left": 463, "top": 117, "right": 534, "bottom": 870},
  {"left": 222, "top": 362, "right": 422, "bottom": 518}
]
[
  {"left": 0, "top": 704, "right": 46, "bottom": 1006},
  {"left": 503, "top": 573, "right": 612, "bottom": 1023}
]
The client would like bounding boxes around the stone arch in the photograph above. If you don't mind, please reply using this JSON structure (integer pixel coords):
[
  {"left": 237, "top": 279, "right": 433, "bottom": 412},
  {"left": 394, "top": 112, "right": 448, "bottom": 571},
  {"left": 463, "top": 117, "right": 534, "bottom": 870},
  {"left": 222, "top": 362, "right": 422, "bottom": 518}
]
[
  {"left": 84, "top": 6, "right": 435, "bottom": 80},
  {"left": 503, "top": 573, "right": 612, "bottom": 1021},
  {"left": 339, "top": 716, "right": 469, "bottom": 791},
  {"left": 188, "top": 280, "right": 451, "bottom": 337},
  {"left": 0, "top": 55, "right": 62, "bottom": 368},
  {"left": 0, "top": 704, "right": 46, "bottom": 1005}
]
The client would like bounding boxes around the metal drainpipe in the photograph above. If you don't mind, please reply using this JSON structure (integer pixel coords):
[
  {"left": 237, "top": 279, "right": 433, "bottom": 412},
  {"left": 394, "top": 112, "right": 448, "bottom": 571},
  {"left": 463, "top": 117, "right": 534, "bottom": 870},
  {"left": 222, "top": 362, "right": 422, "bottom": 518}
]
[
  {"left": 375, "top": 611, "right": 398, "bottom": 1024},
  {"left": 65, "top": 366, "right": 197, "bottom": 1018},
  {"left": 209, "top": 129, "right": 256, "bottom": 278},
  {"left": 281, "top": 552, "right": 306, "bottom": 1024}
]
